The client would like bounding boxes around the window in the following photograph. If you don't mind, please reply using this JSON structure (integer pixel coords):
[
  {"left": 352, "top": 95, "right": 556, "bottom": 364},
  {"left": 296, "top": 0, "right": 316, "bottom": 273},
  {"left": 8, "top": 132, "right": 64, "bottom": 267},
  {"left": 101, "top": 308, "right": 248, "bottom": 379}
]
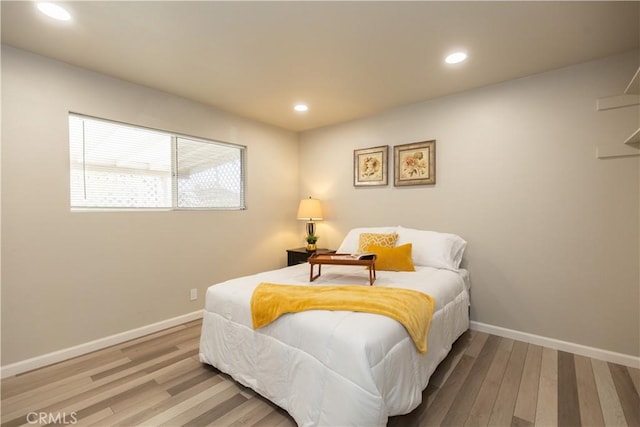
[{"left": 69, "top": 114, "right": 245, "bottom": 210}]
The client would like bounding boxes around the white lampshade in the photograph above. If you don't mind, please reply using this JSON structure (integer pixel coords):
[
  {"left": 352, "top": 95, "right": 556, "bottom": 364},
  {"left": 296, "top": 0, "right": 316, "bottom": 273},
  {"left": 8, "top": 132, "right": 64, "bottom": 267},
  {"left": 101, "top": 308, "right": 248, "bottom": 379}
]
[{"left": 296, "top": 197, "right": 323, "bottom": 221}]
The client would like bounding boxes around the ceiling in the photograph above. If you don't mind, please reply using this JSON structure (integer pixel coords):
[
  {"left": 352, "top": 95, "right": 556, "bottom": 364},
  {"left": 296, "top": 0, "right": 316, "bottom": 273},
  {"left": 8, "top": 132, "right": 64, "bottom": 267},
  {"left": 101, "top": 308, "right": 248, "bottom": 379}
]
[{"left": 2, "top": 1, "right": 639, "bottom": 132}]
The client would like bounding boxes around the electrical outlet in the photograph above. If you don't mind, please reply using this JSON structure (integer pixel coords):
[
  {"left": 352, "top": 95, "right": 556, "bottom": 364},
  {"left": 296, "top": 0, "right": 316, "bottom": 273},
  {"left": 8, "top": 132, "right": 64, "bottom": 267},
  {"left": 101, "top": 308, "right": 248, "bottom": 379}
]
[{"left": 190, "top": 288, "right": 198, "bottom": 301}]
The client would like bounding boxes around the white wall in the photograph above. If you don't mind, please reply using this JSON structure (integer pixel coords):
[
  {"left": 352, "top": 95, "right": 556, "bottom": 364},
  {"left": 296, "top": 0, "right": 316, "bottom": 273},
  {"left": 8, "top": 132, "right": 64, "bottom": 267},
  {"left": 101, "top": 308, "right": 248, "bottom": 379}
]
[
  {"left": 1, "top": 46, "right": 301, "bottom": 365},
  {"left": 299, "top": 50, "right": 640, "bottom": 357}
]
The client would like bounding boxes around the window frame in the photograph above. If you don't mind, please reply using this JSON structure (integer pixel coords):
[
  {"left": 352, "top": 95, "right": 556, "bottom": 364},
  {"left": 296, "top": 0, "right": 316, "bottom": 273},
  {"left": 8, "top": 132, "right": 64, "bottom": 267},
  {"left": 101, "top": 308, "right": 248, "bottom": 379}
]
[{"left": 69, "top": 112, "right": 247, "bottom": 212}]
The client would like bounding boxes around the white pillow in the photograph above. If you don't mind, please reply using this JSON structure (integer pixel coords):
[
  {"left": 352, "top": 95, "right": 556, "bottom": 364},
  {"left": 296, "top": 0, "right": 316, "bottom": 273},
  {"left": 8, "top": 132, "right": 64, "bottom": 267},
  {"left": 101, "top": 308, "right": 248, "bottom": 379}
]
[
  {"left": 396, "top": 226, "right": 467, "bottom": 270},
  {"left": 336, "top": 226, "right": 398, "bottom": 253}
]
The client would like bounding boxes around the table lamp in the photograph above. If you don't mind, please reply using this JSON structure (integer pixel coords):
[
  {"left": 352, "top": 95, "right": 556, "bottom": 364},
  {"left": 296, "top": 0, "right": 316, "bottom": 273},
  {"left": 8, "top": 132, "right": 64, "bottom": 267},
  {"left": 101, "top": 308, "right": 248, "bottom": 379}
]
[{"left": 296, "top": 197, "right": 323, "bottom": 250}]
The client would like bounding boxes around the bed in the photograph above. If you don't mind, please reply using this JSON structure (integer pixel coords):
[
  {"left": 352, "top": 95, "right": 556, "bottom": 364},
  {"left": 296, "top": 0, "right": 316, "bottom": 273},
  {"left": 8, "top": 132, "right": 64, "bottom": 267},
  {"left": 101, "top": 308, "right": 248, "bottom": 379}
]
[{"left": 199, "top": 226, "right": 470, "bottom": 426}]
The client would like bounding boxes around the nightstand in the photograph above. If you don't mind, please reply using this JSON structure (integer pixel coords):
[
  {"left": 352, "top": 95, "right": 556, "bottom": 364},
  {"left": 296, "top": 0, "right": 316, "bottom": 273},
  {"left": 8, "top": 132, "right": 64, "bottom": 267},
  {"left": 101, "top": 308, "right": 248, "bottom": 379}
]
[{"left": 287, "top": 247, "right": 335, "bottom": 266}]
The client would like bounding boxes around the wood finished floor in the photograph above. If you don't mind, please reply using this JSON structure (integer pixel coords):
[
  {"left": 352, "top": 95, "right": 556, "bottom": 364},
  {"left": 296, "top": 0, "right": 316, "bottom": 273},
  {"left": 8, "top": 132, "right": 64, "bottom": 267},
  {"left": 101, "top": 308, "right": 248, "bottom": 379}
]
[{"left": 2, "top": 320, "right": 639, "bottom": 427}]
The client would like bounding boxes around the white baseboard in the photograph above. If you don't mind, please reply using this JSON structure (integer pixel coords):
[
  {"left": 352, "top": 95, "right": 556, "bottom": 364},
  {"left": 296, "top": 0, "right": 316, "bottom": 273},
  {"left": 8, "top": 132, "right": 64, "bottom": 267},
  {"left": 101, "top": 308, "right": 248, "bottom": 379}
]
[
  {"left": 3, "top": 313, "right": 637, "bottom": 378},
  {"left": 470, "top": 321, "right": 640, "bottom": 369},
  {"left": 1, "top": 310, "right": 203, "bottom": 379}
]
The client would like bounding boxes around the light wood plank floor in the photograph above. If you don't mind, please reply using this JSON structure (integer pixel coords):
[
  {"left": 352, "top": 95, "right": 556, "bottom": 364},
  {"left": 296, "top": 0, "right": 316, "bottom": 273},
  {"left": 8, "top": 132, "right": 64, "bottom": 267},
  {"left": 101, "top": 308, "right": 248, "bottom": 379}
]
[{"left": 2, "top": 320, "right": 638, "bottom": 426}]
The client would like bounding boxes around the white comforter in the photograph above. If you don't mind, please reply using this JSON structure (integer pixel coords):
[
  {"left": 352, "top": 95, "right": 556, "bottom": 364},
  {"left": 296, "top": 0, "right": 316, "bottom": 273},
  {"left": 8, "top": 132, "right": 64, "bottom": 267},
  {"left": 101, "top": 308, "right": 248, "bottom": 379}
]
[{"left": 199, "top": 263, "right": 470, "bottom": 427}]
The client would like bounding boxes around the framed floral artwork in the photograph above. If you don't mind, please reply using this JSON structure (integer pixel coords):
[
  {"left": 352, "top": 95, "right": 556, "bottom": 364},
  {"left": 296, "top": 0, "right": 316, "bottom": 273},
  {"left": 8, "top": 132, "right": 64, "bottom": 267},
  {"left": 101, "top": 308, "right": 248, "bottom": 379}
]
[
  {"left": 354, "top": 145, "right": 388, "bottom": 186},
  {"left": 394, "top": 140, "right": 436, "bottom": 186}
]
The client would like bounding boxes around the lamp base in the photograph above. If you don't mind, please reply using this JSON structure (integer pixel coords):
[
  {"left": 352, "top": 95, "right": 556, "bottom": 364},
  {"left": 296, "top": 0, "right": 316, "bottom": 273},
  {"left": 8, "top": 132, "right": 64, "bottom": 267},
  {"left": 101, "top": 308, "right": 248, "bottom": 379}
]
[{"left": 306, "top": 222, "right": 316, "bottom": 237}]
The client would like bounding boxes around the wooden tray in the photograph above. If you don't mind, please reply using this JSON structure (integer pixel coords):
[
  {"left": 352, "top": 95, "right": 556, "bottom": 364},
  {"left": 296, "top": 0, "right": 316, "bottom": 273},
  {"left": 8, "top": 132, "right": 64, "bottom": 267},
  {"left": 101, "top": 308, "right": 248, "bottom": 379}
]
[{"left": 307, "top": 253, "right": 377, "bottom": 286}]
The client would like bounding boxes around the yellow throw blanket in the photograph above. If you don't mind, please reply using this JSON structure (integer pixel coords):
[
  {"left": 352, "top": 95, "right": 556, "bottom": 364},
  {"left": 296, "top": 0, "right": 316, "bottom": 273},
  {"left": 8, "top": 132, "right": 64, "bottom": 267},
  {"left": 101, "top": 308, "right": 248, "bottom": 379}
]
[{"left": 251, "top": 283, "right": 435, "bottom": 353}]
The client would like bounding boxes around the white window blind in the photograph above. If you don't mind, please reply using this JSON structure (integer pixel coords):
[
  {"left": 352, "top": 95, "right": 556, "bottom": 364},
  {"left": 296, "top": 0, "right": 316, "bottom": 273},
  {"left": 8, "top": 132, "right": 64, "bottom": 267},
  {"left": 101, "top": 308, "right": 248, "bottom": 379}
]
[{"left": 69, "top": 114, "right": 246, "bottom": 210}]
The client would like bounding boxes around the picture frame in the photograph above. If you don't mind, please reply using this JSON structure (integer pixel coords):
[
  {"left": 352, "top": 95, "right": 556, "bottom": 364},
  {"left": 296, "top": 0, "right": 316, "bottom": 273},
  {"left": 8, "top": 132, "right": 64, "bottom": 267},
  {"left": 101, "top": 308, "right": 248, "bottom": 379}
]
[
  {"left": 394, "top": 140, "right": 436, "bottom": 186},
  {"left": 354, "top": 145, "right": 388, "bottom": 186}
]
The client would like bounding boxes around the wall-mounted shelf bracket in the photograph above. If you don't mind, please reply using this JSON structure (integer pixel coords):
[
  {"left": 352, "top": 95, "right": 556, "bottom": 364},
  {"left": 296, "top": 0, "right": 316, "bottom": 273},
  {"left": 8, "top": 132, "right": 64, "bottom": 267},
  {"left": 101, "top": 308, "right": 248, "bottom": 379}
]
[
  {"left": 624, "top": 67, "right": 640, "bottom": 95},
  {"left": 596, "top": 66, "right": 640, "bottom": 159},
  {"left": 623, "top": 128, "right": 639, "bottom": 146}
]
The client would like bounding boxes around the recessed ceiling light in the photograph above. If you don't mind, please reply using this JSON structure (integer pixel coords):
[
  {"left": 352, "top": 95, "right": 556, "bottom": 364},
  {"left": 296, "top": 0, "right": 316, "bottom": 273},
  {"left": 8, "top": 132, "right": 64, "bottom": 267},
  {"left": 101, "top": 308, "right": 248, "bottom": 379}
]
[
  {"left": 445, "top": 52, "right": 467, "bottom": 64},
  {"left": 36, "top": 2, "right": 71, "bottom": 21},
  {"left": 294, "top": 104, "right": 309, "bottom": 112}
]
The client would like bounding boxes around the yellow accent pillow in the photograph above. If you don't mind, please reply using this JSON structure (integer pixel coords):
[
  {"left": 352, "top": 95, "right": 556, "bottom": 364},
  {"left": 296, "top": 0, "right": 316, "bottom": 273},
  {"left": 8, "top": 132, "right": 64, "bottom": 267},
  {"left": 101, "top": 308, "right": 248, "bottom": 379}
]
[
  {"left": 357, "top": 232, "right": 398, "bottom": 253},
  {"left": 365, "top": 243, "right": 416, "bottom": 272}
]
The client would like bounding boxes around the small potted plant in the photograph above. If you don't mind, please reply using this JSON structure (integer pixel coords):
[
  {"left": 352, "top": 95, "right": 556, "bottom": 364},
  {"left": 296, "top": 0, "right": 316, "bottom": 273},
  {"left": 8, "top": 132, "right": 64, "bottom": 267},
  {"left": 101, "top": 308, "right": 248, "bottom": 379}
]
[{"left": 306, "top": 234, "right": 318, "bottom": 251}]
